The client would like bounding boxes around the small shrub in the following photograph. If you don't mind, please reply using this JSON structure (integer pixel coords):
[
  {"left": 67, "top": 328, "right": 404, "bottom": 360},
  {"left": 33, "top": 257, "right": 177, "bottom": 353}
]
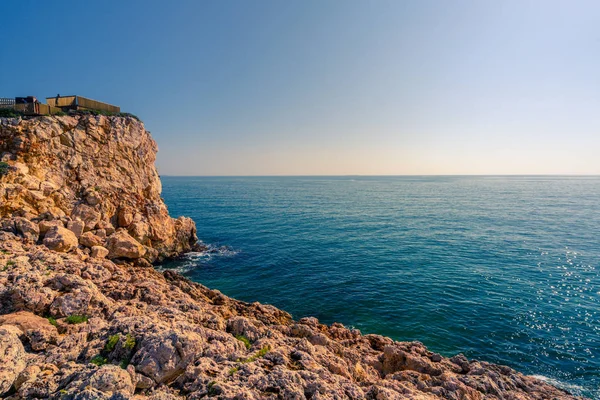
[
  {"left": 228, "top": 367, "right": 239, "bottom": 376},
  {"left": 123, "top": 333, "right": 136, "bottom": 350},
  {"left": 120, "top": 357, "right": 131, "bottom": 369},
  {"left": 2, "top": 260, "right": 15, "bottom": 271},
  {"left": 118, "top": 112, "right": 140, "bottom": 121},
  {"left": 70, "top": 109, "right": 140, "bottom": 121},
  {"left": 47, "top": 317, "right": 58, "bottom": 327},
  {"left": 0, "top": 109, "right": 23, "bottom": 118},
  {"left": 207, "top": 381, "right": 219, "bottom": 396},
  {"left": 105, "top": 334, "right": 120, "bottom": 352},
  {"left": 256, "top": 346, "right": 270, "bottom": 357},
  {"left": 53, "top": 111, "right": 67, "bottom": 116},
  {"left": 0, "top": 162, "right": 10, "bottom": 176},
  {"left": 235, "top": 334, "right": 251, "bottom": 349},
  {"left": 90, "top": 355, "right": 107, "bottom": 366},
  {"left": 237, "top": 345, "right": 270, "bottom": 363},
  {"left": 66, "top": 315, "right": 88, "bottom": 324}
]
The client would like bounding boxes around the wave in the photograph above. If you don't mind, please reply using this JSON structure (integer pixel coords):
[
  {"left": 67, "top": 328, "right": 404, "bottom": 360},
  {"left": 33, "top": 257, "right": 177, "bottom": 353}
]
[
  {"left": 157, "top": 242, "right": 239, "bottom": 274},
  {"left": 530, "top": 375, "right": 589, "bottom": 398}
]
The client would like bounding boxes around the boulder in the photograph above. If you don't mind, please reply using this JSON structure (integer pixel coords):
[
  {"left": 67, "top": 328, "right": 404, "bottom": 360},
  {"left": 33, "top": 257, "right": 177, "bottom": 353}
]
[
  {"left": 71, "top": 204, "right": 101, "bottom": 232},
  {"left": 90, "top": 246, "right": 109, "bottom": 259},
  {"left": 96, "top": 221, "right": 115, "bottom": 236},
  {"left": 227, "top": 316, "right": 263, "bottom": 342},
  {"left": 132, "top": 330, "right": 204, "bottom": 384},
  {"left": 382, "top": 344, "right": 442, "bottom": 377},
  {"left": 80, "top": 231, "right": 103, "bottom": 248},
  {"left": 67, "top": 220, "right": 85, "bottom": 238},
  {"left": 38, "top": 220, "right": 64, "bottom": 236},
  {"left": 14, "top": 217, "right": 39, "bottom": 242},
  {"left": 0, "top": 311, "right": 58, "bottom": 351},
  {"left": 129, "top": 221, "right": 149, "bottom": 243},
  {"left": 86, "top": 365, "right": 135, "bottom": 397},
  {"left": 118, "top": 208, "right": 134, "bottom": 228},
  {"left": 0, "top": 326, "right": 26, "bottom": 395},
  {"left": 43, "top": 226, "right": 78, "bottom": 253},
  {"left": 106, "top": 231, "right": 146, "bottom": 259},
  {"left": 86, "top": 192, "right": 101, "bottom": 206}
]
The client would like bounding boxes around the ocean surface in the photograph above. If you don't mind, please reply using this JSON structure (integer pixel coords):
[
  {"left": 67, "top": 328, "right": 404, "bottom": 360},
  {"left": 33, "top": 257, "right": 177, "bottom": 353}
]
[{"left": 159, "top": 176, "right": 599, "bottom": 398}]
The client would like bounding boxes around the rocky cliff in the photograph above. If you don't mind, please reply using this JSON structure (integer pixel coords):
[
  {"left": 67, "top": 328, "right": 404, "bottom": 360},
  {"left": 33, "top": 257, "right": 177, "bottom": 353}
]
[
  {"left": 0, "top": 116, "right": 584, "bottom": 399},
  {"left": 0, "top": 115, "right": 198, "bottom": 263}
]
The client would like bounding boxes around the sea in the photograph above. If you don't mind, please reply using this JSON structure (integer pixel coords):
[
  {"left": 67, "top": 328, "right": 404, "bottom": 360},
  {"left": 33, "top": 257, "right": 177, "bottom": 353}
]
[{"left": 159, "top": 176, "right": 599, "bottom": 398}]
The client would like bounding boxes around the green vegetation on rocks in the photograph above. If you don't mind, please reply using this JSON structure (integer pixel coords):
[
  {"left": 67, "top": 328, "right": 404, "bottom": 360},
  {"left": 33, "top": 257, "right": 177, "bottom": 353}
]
[
  {"left": 65, "top": 315, "right": 88, "bottom": 324},
  {"left": 123, "top": 333, "right": 136, "bottom": 350},
  {"left": 237, "top": 346, "right": 270, "bottom": 363},
  {"left": 0, "top": 109, "right": 23, "bottom": 118},
  {"left": 90, "top": 355, "right": 107, "bottom": 366},
  {"left": 105, "top": 334, "right": 120, "bottom": 352},
  {"left": 235, "top": 334, "right": 251, "bottom": 349},
  {"left": 0, "top": 162, "right": 9, "bottom": 176}
]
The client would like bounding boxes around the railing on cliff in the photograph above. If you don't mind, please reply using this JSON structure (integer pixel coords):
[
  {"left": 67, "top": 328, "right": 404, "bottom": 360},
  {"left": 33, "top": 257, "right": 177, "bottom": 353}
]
[{"left": 0, "top": 98, "right": 15, "bottom": 108}]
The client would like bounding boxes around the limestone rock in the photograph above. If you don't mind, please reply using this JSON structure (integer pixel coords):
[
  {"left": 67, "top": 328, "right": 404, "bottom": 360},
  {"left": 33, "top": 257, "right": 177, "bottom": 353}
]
[
  {"left": 118, "top": 208, "right": 134, "bottom": 228},
  {"left": 106, "top": 231, "right": 146, "bottom": 259},
  {"left": 38, "top": 220, "right": 63, "bottom": 235},
  {"left": 80, "top": 231, "right": 103, "bottom": 248},
  {"left": 0, "top": 231, "right": 584, "bottom": 400},
  {"left": 97, "top": 221, "right": 115, "bottom": 236},
  {"left": 71, "top": 204, "right": 101, "bottom": 232},
  {"left": 132, "top": 330, "right": 204, "bottom": 384},
  {"left": 43, "top": 226, "right": 78, "bottom": 252},
  {"left": 14, "top": 217, "right": 39, "bottom": 242},
  {"left": 0, "top": 115, "right": 198, "bottom": 259},
  {"left": 0, "top": 325, "right": 26, "bottom": 395},
  {"left": 0, "top": 311, "right": 58, "bottom": 351},
  {"left": 67, "top": 219, "right": 85, "bottom": 238},
  {"left": 87, "top": 365, "right": 135, "bottom": 397},
  {"left": 90, "top": 246, "right": 109, "bottom": 259}
]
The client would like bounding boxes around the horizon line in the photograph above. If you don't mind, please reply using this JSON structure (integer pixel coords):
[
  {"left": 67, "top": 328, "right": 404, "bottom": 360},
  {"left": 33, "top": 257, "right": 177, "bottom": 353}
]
[{"left": 159, "top": 174, "right": 600, "bottom": 177}]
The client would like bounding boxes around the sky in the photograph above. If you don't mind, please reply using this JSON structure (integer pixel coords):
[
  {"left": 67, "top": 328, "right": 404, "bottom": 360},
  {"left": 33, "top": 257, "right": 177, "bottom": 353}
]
[{"left": 3, "top": 0, "right": 600, "bottom": 175}]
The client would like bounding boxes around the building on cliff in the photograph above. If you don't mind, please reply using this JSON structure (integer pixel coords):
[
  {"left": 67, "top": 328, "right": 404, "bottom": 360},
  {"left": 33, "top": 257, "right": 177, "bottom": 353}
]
[
  {"left": 46, "top": 94, "right": 120, "bottom": 113},
  {"left": 0, "top": 94, "right": 120, "bottom": 115},
  {"left": 0, "top": 96, "right": 62, "bottom": 115}
]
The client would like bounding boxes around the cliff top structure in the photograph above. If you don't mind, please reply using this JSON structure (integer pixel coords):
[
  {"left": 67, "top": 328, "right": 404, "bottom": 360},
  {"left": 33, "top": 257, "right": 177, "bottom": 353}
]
[
  {"left": 46, "top": 95, "right": 120, "bottom": 113},
  {"left": 0, "top": 94, "right": 120, "bottom": 116}
]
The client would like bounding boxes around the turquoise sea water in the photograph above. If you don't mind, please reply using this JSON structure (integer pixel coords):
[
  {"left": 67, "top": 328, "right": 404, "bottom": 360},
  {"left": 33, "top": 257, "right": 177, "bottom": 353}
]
[{"left": 160, "top": 176, "right": 599, "bottom": 398}]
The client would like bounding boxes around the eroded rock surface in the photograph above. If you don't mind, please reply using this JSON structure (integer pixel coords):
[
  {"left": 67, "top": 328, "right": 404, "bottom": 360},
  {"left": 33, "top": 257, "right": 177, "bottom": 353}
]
[
  {"left": 0, "top": 233, "right": 585, "bottom": 400},
  {"left": 0, "top": 115, "right": 198, "bottom": 261}
]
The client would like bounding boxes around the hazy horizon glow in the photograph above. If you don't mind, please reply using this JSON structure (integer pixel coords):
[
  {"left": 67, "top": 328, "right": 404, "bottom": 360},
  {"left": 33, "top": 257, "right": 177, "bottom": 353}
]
[{"left": 4, "top": 1, "right": 600, "bottom": 175}]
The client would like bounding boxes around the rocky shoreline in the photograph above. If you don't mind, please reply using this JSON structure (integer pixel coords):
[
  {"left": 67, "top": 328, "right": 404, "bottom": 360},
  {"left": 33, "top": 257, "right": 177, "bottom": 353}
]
[{"left": 0, "top": 115, "right": 585, "bottom": 399}]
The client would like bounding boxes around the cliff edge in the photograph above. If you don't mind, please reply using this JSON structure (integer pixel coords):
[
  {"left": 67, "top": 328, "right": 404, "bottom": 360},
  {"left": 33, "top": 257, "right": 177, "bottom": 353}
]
[
  {"left": 0, "top": 116, "right": 584, "bottom": 399},
  {"left": 0, "top": 115, "right": 198, "bottom": 263}
]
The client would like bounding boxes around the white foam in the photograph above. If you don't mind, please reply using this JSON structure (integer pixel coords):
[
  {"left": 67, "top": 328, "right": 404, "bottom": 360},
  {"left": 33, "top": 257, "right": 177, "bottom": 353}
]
[
  {"left": 156, "top": 244, "right": 239, "bottom": 274},
  {"left": 530, "top": 375, "right": 585, "bottom": 394}
]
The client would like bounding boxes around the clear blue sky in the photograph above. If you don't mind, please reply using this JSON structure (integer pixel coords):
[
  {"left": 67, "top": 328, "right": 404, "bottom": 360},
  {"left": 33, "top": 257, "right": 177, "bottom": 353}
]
[{"left": 3, "top": 0, "right": 599, "bottom": 175}]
